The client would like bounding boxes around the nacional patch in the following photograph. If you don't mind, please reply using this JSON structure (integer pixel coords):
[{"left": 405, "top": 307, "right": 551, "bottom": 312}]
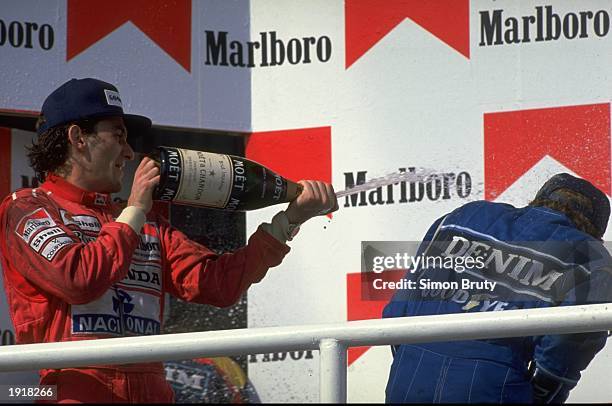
[
  {"left": 124, "top": 314, "right": 160, "bottom": 335},
  {"left": 72, "top": 313, "right": 122, "bottom": 335},
  {"left": 71, "top": 288, "right": 161, "bottom": 336}
]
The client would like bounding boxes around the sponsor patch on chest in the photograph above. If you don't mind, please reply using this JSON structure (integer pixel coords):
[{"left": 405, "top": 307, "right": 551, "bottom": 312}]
[
  {"left": 118, "top": 263, "right": 163, "bottom": 293},
  {"left": 133, "top": 224, "right": 162, "bottom": 262},
  {"left": 71, "top": 288, "right": 161, "bottom": 336}
]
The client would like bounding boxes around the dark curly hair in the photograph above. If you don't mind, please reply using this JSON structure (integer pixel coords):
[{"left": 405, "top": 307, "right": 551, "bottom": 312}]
[
  {"left": 27, "top": 115, "right": 99, "bottom": 182},
  {"left": 529, "top": 188, "right": 600, "bottom": 238}
]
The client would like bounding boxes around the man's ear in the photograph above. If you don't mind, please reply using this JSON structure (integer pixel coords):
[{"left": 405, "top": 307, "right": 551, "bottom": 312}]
[{"left": 67, "top": 124, "right": 87, "bottom": 151}]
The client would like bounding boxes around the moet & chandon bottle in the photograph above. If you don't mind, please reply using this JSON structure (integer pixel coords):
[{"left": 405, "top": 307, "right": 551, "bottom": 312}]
[{"left": 150, "top": 146, "right": 302, "bottom": 211}]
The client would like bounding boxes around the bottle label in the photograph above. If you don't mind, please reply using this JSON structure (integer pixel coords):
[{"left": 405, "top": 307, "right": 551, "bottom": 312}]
[
  {"left": 174, "top": 149, "right": 233, "bottom": 208},
  {"left": 224, "top": 158, "right": 247, "bottom": 210}
]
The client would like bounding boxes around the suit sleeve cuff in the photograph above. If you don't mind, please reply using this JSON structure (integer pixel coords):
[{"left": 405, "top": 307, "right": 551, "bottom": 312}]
[
  {"left": 260, "top": 211, "right": 295, "bottom": 244},
  {"left": 116, "top": 206, "right": 146, "bottom": 233}
]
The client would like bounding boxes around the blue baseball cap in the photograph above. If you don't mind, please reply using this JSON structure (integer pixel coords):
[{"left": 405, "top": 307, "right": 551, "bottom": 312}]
[
  {"left": 535, "top": 173, "right": 610, "bottom": 238},
  {"left": 37, "top": 78, "right": 151, "bottom": 136}
]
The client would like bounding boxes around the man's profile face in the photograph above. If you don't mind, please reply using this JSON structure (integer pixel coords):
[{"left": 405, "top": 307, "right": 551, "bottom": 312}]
[{"left": 83, "top": 116, "right": 134, "bottom": 193}]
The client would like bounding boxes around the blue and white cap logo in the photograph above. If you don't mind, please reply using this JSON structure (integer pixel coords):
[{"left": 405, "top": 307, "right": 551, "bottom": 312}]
[{"left": 104, "top": 89, "right": 123, "bottom": 108}]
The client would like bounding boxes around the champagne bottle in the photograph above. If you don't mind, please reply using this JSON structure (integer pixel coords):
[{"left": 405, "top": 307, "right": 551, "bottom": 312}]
[{"left": 149, "top": 146, "right": 302, "bottom": 211}]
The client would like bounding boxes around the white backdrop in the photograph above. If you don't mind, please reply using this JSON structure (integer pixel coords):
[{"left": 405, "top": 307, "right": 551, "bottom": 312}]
[
  {"left": 245, "top": 0, "right": 612, "bottom": 402},
  {"left": 0, "top": 0, "right": 610, "bottom": 403}
]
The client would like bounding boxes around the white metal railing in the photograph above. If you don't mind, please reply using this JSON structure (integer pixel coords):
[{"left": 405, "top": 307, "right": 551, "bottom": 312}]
[{"left": 0, "top": 303, "right": 610, "bottom": 402}]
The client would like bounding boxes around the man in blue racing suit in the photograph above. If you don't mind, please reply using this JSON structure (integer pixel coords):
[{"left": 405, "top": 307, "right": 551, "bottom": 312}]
[{"left": 384, "top": 173, "right": 612, "bottom": 403}]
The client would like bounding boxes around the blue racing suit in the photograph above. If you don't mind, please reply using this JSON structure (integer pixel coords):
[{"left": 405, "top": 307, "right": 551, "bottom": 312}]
[{"left": 383, "top": 201, "right": 612, "bottom": 403}]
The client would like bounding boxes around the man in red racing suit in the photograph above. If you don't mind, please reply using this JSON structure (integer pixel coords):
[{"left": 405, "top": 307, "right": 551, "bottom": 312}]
[{"left": 0, "top": 78, "right": 338, "bottom": 403}]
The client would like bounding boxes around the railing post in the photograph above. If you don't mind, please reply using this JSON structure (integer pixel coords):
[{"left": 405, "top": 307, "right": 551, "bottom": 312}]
[{"left": 319, "top": 338, "right": 347, "bottom": 403}]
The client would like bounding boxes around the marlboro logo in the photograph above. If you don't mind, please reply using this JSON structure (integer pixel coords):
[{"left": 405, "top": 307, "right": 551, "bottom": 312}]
[
  {"left": 15, "top": 208, "right": 57, "bottom": 244},
  {"left": 342, "top": 168, "right": 472, "bottom": 208},
  {"left": 204, "top": 31, "right": 332, "bottom": 68},
  {"left": 479, "top": 6, "right": 612, "bottom": 47}
]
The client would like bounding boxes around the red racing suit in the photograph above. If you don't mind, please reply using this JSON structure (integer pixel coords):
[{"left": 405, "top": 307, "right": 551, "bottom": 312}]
[{"left": 0, "top": 174, "right": 290, "bottom": 402}]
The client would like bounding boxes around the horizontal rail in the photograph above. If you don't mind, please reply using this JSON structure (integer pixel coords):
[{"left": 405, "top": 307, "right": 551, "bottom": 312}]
[{"left": 0, "top": 303, "right": 610, "bottom": 372}]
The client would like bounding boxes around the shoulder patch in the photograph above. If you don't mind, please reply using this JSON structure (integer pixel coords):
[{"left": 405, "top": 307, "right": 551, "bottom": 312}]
[
  {"left": 15, "top": 208, "right": 57, "bottom": 244},
  {"left": 41, "top": 236, "right": 74, "bottom": 261},
  {"left": 30, "top": 226, "right": 65, "bottom": 252}
]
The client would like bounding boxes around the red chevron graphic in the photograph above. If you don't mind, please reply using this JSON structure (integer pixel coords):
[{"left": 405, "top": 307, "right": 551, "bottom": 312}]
[
  {"left": 246, "top": 127, "right": 332, "bottom": 186},
  {"left": 346, "top": 270, "right": 404, "bottom": 366},
  {"left": 345, "top": 0, "right": 470, "bottom": 69},
  {"left": 484, "top": 103, "right": 611, "bottom": 200},
  {"left": 67, "top": 0, "right": 191, "bottom": 71}
]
